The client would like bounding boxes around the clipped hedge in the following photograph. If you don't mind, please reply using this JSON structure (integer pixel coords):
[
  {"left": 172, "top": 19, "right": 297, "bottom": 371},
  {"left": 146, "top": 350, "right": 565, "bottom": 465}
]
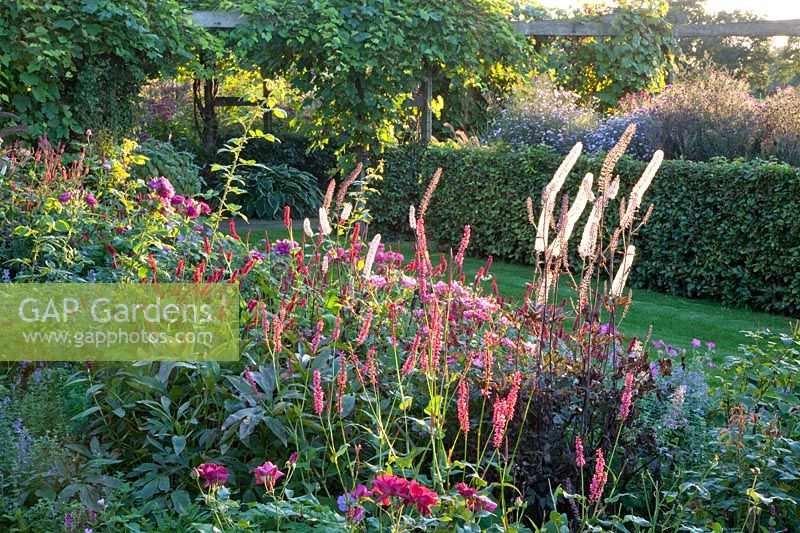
[{"left": 370, "top": 143, "right": 800, "bottom": 315}]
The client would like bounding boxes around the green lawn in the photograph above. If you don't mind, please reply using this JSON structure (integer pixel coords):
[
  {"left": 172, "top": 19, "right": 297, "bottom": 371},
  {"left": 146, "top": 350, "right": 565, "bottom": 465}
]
[{"left": 234, "top": 220, "right": 795, "bottom": 356}]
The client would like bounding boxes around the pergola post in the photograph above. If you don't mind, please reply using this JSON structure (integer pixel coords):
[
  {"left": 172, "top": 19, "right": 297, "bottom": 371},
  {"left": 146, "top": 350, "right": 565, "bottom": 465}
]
[{"left": 420, "top": 64, "right": 433, "bottom": 144}]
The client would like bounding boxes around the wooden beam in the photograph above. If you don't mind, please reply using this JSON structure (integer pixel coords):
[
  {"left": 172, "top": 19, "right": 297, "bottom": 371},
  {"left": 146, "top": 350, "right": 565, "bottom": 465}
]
[
  {"left": 675, "top": 20, "right": 800, "bottom": 38},
  {"left": 512, "top": 18, "right": 800, "bottom": 37},
  {"left": 191, "top": 10, "right": 800, "bottom": 38},
  {"left": 190, "top": 11, "right": 245, "bottom": 29},
  {"left": 214, "top": 96, "right": 258, "bottom": 107},
  {"left": 513, "top": 19, "right": 615, "bottom": 37}
]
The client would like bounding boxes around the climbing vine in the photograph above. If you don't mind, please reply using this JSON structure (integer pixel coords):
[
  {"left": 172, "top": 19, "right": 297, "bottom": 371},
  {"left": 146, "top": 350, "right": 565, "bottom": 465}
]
[
  {"left": 228, "top": 0, "right": 526, "bottom": 162},
  {"left": 537, "top": 0, "right": 677, "bottom": 110}
]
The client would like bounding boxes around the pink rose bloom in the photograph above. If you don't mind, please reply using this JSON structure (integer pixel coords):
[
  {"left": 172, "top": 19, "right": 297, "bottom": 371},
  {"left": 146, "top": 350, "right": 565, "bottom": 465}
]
[
  {"left": 254, "top": 461, "right": 285, "bottom": 491},
  {"left": 194, "top": 463, "right": 228, "bottom": 488}
]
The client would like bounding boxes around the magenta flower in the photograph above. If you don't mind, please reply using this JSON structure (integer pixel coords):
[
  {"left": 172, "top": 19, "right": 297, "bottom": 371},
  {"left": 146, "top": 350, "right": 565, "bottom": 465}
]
[
  {"left": 706, "top": 341, "right": 716, "bottom": 350},
  {"left": 147, "top": 177, "right": 175, "bottom": 200},
  {"left": 194, "top": 463, "right": 229, "bottom": 488},
  {"left": 371, "top": 474, "right": 410, "bottom": 507},
  {"left": 85, "top": 194, "right": 98, "bottom": 208},
  {"left": 405, "top": 480, "right": 438, "bottom": 515},
  {"left": 288, "top": 451, "right": 298, "bottom": 465},
  {"left": 457, "top": 482, "right": 496, "bottom": 513},
  {"left": 691, "top": 338, "right": 701, "bottom": 348},
  {"left": 59, "top": 191, "right": 74, "bottom": 204},
  {"left": 185, "top": 202, "right": 200, "bottom": 218},
  {"left": 273, "top": 239, "right": 299, "bottom": 256},
  {"left": 254, "top": 460, "right": 285, "bottom": 491}
]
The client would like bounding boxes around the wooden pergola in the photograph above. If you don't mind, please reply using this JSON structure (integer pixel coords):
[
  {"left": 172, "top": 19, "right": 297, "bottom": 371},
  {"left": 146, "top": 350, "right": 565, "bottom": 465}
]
[{"left": 190, "top": 11, "right": 800, "bottom": 143}]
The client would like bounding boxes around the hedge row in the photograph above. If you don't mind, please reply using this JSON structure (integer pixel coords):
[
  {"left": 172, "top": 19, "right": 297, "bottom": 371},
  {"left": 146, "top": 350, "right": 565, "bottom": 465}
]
[{"left": 369, "top": 143, "right": 800, "bottom": 315}]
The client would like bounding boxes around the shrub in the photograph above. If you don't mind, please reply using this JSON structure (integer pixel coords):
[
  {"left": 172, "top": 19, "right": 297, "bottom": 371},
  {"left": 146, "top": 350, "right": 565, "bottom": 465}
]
[
  {"left": 371, "top": 143, "right": 800, "bottom": 315},
  {"left": 757, "top": 86, "right": 800, "bottom": 167},
  {"left": 486, "top": 75, "right": 598, "bottom": 153},
  {"left": 240, "top": 133, "right": 337, "bottom": 189},
  {"left": 131, "top": 140, "right": 205, "bottom": 197},
  {"left": 0, "top": 0, "right": 195, "bottom": 139},
  {"left": 239, "top": 164, "right": 323, "bottom": 220},
  {"left": 682, "top": 330, "right": 800, "bottom": 529},
  {"left": 584, "top": 110, "right": 655, "bottom": 159}
]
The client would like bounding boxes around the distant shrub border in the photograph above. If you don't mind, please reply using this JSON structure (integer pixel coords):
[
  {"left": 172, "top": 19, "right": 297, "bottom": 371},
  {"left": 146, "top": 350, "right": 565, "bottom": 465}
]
[{"left": 370, "top": 143, "right": 800, "bottom": 315}]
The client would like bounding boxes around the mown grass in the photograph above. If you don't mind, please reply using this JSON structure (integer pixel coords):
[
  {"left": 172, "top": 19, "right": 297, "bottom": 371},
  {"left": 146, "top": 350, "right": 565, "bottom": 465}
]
[{"left": 235, "top": 220, "right": 795, "bottom": 356}]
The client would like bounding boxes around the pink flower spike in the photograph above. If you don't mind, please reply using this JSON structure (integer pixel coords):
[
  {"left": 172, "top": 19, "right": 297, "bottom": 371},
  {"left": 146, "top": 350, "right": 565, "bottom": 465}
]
[
  {"left": 619, "top": 372, "right": 634, "bottom": 422},
  {"left": 589, "top": 449, "right": 608, "bottom": 503},
  {"left": 575, "top": 435, "right": 586, "bottom": 468},
  {"left": 313, "top": 369, "right": 325, "bottom": 415}
]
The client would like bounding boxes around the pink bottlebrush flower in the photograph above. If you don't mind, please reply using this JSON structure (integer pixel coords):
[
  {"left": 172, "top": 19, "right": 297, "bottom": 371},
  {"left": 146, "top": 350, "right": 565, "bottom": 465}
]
[
  {"left": 283, "top": 205, "right": 291, "bottom": 227},
  {"left": 454, "top": 225, "right": 471, "bottom": 273},
  {"left": 492, "top": 398, "right": 508, "bottom": 448},
  {"left": 331, "top": 316, "right": 341, "bottom": 342},
  {"left": 311, "top": 318, "right": 324, "bottom": 354},
  {"left": 244, "top": 366, "right": 259, "bottom": 396},
  {"left": 85, "top": 193, "right": 98, "bottom": 207},
  {"left": 365, "top": 346, "right": 378, "bottom": 388},
  {"left": 194, "top": 463, "right": 229, "bottom": 488},
  {"left": 313, "top": 369, "right": 324, "bottom": 415},
  {"left": 457, "top": 380, "right": 470, "bottom": 433},
  {"left": 253, "top": 461, "right": 285, "bottom": 491},
  {"left": 589, "top": 449, "right": 607, "bottom": 503},
  {"left": 401, "top": 332, "right": 421, "bottom": 376},
  {"left": 505, "top": 372, "right": 522, "bottom": 420},
  {"left": 356, "top": 309, "right": 372, "bottom": 346},
  {"left": 175, "top": 258, "right": 184, "bottom": 278},
  {"left": 575, "top": 435, "right": 586, "bottom": 468},
  {"left": 619, "top": 372, "right": 634, "bottom": 421}
]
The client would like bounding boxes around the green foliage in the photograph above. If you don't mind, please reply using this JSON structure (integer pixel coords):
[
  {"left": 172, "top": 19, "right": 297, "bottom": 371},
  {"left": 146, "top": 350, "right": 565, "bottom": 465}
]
[
  {"left": 232, "top": 0, "right": 526, "bottom": 159},
  {"left": 240, "top": 134, "right": 338, "bottom": 189},
  {"left": 131, "top": 140, "right": 205, "bottom": 197},
  {"left": 537, "top": 0, "right": 677, "bottom": 109},
  {"left": 371, "top": 143, "right": 800, "bottom": 315},
  {"left": 0, "top": 0, "right": 196, "bottom": 139},
  {"left": 239, "top": 165, "right": 323, "bottom": 220},
  {"left": 681, "top": 330, "right": 800, "bottom": 529}
]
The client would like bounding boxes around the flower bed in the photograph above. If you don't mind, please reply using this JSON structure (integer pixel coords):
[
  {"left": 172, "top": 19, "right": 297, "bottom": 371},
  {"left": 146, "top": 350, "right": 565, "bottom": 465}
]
[{"left": 1, "top": 128, "right": 798, "bottom": 531}]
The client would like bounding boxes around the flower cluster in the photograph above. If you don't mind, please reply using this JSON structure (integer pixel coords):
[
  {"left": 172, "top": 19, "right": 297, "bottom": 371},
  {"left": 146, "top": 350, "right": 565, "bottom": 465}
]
[{"left": 371, "top": 474, "right": 439, "bottom": 515}]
